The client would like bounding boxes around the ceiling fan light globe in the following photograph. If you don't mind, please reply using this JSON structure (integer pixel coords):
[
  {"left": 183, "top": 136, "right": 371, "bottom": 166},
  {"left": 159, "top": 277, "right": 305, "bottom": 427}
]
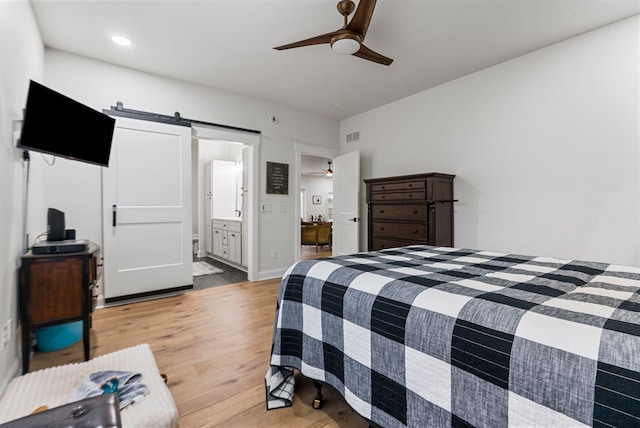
[{"left": 331, "top": 38, "right": 360, "bottom": 55}]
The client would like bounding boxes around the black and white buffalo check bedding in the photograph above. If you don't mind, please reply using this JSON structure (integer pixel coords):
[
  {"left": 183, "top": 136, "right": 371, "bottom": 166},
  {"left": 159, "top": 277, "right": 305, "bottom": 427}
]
[{"left": 265, "top": 245, "right": 640, "bottom": 427}]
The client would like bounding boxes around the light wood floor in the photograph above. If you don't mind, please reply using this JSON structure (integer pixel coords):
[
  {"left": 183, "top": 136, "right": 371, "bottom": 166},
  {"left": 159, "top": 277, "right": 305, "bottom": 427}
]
[
  {"left": 29, "top": 278, "right": 368, "bottom": 427},
  {"left": 301, "top": 245, "right": 332, "bottom": 260}
]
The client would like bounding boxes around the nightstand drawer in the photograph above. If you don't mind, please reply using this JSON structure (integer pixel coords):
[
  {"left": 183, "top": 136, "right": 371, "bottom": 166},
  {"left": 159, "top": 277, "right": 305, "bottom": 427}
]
[{"left": 372, "top": 222, "right": 427, "bottom": 240}]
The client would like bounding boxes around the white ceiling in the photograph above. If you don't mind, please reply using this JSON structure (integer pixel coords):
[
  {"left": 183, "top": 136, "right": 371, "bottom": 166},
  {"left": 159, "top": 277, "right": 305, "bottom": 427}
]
[{"left": 30, "top": 0, "right": 639, "bottom": 121}]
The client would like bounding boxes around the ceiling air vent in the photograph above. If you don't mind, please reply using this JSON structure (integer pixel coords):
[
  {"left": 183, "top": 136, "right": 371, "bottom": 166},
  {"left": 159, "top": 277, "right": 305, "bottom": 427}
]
[{"left": 346, "top": 131, "right": 360, "bottom": 143}]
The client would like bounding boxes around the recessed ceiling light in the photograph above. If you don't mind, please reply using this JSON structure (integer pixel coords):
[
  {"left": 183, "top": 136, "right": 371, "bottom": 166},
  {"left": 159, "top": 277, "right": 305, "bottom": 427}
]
[{"left": 111, "top": 36, "right": 131, "bottom": 47}]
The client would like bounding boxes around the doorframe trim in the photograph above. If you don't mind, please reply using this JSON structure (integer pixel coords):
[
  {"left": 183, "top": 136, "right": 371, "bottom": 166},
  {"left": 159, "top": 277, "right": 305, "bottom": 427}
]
[{"left": 293, "top": 143, "right": 339, "bottom": 263}]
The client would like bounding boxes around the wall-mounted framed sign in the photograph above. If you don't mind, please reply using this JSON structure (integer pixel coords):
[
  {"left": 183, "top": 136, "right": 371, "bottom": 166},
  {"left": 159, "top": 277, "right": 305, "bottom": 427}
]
[{"left": 266, "top": 161, "right": 289, "bottom": 195}]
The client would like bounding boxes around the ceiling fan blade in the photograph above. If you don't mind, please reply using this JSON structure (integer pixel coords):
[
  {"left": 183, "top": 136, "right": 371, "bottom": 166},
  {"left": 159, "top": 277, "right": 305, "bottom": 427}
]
[
  {"left": 346, "top": 0, "right": 376, "bottom": 38},
  {"left": 273, "top": 32, "right": 335, "bottom": 50},
  {"left": 354, "top": 44, "right": 393, "bottom": 65}
]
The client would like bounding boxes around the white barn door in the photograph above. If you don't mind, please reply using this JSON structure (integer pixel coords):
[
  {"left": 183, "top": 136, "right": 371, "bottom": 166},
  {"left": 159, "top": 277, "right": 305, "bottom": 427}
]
[{"left": 103, "top": 117, "right": 192, "bottom": 301}]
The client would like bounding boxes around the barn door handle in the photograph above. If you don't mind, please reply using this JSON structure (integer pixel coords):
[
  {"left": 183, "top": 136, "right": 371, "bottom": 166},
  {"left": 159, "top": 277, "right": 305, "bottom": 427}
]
[{"left": 112, "top": 205, "right": 117, "bottom": 227}]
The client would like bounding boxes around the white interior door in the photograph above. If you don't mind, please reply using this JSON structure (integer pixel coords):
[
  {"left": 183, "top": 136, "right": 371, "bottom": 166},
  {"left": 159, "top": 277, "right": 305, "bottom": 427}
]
[
  {"left": 103, "top": 117, "right": 193, "bottom": 300},
  {"left": 332, "top": 150, "right": 360, "bottom": 256}
]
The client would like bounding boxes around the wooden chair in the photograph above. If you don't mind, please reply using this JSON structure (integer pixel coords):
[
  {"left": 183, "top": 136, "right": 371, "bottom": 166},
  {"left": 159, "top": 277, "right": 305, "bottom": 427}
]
[
  {"left": 315, "top": 222, "right": 332, "bottom": 252},
  {"left": 301, "top": 222, "right": 332, "bottom": 253},
  {"left": 301, "top": 223, "right": 317, "bottom": 248}
]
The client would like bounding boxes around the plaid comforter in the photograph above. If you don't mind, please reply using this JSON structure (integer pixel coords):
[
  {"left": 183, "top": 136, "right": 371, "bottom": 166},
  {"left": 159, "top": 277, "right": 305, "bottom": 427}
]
[{"left": 266, "top": 246, "right": 640, "bottom": 427}]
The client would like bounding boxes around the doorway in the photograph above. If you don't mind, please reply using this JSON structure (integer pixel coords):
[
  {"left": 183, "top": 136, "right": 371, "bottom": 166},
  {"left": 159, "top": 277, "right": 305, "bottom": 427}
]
[
  {"left": 300, "top": 155, "right": 334, "bottom": 260},
  {"left": 193, "top": 138, "right": 247, "bottom": 289},
  {"left": 294, "top": 143, "right": 339, "bottom": 262},
  {"left": 192, "top": 125, "right": 260, "bottom": 283}
]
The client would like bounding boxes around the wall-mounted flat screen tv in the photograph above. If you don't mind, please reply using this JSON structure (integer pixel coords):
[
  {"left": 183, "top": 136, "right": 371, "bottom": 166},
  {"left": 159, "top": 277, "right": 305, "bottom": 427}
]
[{"left": 17, "top": 80, "right": 116, "bottom": 167}]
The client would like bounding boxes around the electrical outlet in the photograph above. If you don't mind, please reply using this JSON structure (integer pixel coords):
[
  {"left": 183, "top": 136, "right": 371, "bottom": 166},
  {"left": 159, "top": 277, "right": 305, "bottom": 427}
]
[
  {"left": 1, "top": 322, "right": 8, "bottom": 351},
  {"left": 271, "top": 249, "right": 277, "bottom": 259}
]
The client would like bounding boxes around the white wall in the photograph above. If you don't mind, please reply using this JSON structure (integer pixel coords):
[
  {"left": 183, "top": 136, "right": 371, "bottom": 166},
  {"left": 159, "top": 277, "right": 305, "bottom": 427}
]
[
  {"left": 342, "top": 16, "right": 640, "bottom": 266},
  {"left": 301, "top": 175, "right": 333, "bottom": 221},
  {"left": 43, "top": 49, "right": 339, "bottom": 281},
  {"left": 0, "top": 0, "right": 44, "bottom": 394}
]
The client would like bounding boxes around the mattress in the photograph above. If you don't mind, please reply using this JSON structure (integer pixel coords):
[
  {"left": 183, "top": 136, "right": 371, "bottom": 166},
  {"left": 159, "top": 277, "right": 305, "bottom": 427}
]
[
  {"left": 0, "top": 343, "right": 178, "bottom": 428},
  {"left": 266, "top": 245, "right": 640, "bottom": 427}
]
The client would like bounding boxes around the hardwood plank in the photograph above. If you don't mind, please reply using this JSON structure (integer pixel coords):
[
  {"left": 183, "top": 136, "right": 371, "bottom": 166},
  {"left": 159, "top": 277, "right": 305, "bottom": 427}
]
[{"left": 28, "top": 278, "right": 368, "bottom": 427}]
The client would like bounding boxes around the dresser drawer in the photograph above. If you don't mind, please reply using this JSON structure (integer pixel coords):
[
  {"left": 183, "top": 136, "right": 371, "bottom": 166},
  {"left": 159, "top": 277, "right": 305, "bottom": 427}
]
[
  {"left": 371, "top": 180, "right": 425, "bottom": 193},
  {"left": 371, "top": 237, "right": 427, "bottom": 251},
  {"left": 371, "top": 190, "right": 425, "bottom": 202},
  {"left": 371, "top": 204, "right": 428, "bottom": 221},
  {"left": 372, "top": 221, "right": 427, "bottom": 240}
]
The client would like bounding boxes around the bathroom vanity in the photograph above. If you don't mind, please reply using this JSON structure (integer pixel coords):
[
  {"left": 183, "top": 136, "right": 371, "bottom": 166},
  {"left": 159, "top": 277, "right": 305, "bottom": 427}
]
[{"left": 211, "top": 218, "right": 244, "bottom": 268}]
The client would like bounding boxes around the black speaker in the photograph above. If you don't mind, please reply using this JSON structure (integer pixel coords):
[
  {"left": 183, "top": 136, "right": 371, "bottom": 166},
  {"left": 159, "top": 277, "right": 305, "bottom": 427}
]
[{"left": 46, "top": 208, "right": 65, "bottom": 241}]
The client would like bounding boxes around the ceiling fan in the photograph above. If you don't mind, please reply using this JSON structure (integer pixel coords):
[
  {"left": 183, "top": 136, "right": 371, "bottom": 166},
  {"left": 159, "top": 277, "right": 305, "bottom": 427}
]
[
  {"left": 273, "top": 0, "right": 393, "bottom": 66},
  {"left": 307, "top": 161, "right": 334, "bottom": 177}
]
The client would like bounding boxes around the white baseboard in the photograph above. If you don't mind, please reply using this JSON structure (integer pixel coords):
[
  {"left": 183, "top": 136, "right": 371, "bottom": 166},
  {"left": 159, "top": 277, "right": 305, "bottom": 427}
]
[{"left": 258, "top": 268, "right": 287, "bottom": 281}]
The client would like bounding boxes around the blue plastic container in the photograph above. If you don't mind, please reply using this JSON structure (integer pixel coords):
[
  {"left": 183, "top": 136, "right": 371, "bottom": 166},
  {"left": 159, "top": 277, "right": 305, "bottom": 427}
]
[{"left": 35, "top": 321, "right": 82, "bottom": 352}]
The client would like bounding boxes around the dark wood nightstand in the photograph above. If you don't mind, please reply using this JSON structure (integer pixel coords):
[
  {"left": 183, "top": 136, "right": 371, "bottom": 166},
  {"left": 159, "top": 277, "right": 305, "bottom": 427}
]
[{"left": 19, "top": 243, "right": 100, "bottom": 374}]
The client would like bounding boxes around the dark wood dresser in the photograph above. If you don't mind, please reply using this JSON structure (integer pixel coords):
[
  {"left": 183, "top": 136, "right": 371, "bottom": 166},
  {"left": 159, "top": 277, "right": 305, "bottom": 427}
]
[{"left": 364, "top": 173, "right": 455, "bottom": 251}]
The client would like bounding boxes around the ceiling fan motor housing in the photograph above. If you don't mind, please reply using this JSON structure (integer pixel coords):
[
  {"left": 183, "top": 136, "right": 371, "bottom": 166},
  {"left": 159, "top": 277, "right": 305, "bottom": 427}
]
[{"left": 331, "top": 32, "right": 362, "bottom": 55}]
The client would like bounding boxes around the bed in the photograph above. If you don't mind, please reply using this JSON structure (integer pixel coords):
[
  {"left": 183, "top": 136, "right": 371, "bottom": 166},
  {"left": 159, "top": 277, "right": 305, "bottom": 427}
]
[{"left": 266, "top": 245, "right": 640, "bottom": 427}]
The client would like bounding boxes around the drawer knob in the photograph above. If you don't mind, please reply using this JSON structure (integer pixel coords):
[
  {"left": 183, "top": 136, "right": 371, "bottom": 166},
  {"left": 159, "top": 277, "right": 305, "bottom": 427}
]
[
  {"left": 413, "top": 210, "right": 418, "bottom": 215},
  {"left": 381, "top": 195, "right": 386, "bottom": 199},
  {"left": 380, "top": 227, "right": 384, "bottom": 231},
  {"left": 409, "top": 184, "right": 413, "bottom": 187},
  {"left": 380, "top": 210, "right": 384, "bottom": 214},
  {"left": 408, "top": 194, "right": 413, "bottom": 198},
  {"left": 414, "top": 229, "right": 418, "bottom": 234}
]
